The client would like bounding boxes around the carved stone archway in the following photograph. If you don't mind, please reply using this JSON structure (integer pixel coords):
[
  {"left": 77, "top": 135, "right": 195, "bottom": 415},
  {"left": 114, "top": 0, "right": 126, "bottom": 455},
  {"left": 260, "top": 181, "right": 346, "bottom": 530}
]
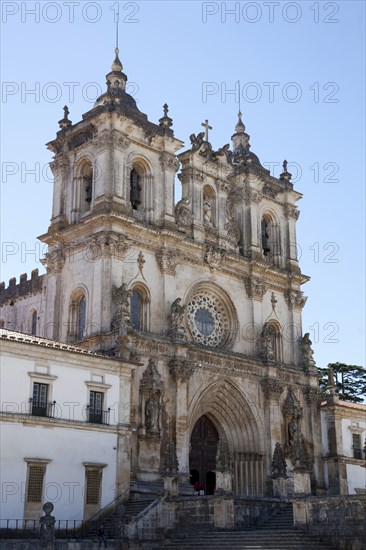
[{"left": 188, "top": 380, "right": 265, "bottom": 497}]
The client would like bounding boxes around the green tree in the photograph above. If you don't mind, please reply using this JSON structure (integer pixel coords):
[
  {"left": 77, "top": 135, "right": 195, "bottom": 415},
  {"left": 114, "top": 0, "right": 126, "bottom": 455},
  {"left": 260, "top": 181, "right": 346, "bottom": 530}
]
[{"left": 317, "top": 363, "right": 366, "bottom": 403}]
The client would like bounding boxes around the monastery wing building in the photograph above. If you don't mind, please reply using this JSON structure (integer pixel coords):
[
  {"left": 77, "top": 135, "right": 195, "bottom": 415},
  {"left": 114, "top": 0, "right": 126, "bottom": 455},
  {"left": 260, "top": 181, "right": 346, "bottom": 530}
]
[{"left": 4, "top": 46, "right": 362, "bottom": 534}]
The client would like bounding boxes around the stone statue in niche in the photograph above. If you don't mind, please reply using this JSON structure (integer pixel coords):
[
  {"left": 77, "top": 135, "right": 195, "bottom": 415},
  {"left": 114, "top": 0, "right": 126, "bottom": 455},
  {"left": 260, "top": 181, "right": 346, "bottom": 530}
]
[
  {"left": 168, "top": 298, "right": 186, "bottom": 340},
  {"left": 288, "top": 418, "right": 301, "bottom": 447},
  {"left": 145, "top": 397, "right": 159, "bottom": 433},
  {"left": 271, "top": 443, "right": 287, "bottom": 478},
  {"left": 282, "top": 389, "right": 310, "bottom": 470},
  {"left": 203, "top": 197, "right": 212, "bottom": 225},
  {"left": 112, "top": 283, "right": 132, "bottom": 333},
  {"left": 175, "top": 197, "right": 192, "bottom": 227},
  {"left": 260, "top": 322, "right": 275, "bottom": 362},
  {"left": 301, "top": 333, "right": 316, "bottom": 371}
]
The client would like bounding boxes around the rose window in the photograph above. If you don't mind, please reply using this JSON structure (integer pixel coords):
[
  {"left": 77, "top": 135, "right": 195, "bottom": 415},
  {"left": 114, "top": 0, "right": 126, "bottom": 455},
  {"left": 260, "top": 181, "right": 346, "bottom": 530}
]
[{"left": 186, "top": 293, "right": 228, "bottom": 347}]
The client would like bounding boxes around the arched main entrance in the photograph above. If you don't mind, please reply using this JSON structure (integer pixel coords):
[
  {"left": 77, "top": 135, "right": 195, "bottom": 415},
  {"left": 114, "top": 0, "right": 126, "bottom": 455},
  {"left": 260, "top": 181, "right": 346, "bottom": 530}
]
[
  {"left": 189, "top": 415, "right": 218, "bottom": 495},
  {"left": 188, "top": 380, "right": 265, "bottom": 497}
]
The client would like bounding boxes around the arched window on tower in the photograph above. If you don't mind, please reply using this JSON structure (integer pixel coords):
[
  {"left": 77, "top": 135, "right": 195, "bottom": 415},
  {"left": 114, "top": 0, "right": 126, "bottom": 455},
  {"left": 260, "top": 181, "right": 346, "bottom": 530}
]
[
  {"left": 130, "top": 285, "right": 150, "bottom": 331},
  {"left": 68, "top": 290, "right": 87, "bottom": 342},
  {"left": 72, "top": 160, "right": 93, "bottom": 222},
  {"left": 82, "top": 164, "right": 93, "bottom": 212},
  {"left": 261, "top": 213, "right": 281, "bottom": 266},
  {"left": 268, "top": 321, "right": 282, "bottom": 362},
  {"left": 31, "top": 310, "right": 37, "bottom": 336},
  {"left": 130, "top": 169, "right": 142, "bottom": 210},
  {"left": 261, "top": 218, "right": 271, "bottom": 256},
  {"left": 78, "top": 296, "right": 86, "bottom": 340}
]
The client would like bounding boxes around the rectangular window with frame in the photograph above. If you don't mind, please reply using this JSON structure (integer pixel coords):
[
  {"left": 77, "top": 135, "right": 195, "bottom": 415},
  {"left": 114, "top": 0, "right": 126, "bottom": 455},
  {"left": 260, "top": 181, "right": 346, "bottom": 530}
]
[
  {"left": 352, "top": 433, "right": 362, "bottom": 459},
  {"left": 26, "top": 464, "right": 45, "bottom": 503},
  {"left": 85, "top": 468, "right": 102, "bottom": 505}
]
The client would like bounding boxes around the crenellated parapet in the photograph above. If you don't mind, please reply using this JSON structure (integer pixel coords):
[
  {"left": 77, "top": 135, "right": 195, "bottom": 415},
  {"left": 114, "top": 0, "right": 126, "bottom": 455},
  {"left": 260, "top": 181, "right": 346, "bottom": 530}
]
[{"left": 0, "top": 269, "right": 44, "bottom": 305}]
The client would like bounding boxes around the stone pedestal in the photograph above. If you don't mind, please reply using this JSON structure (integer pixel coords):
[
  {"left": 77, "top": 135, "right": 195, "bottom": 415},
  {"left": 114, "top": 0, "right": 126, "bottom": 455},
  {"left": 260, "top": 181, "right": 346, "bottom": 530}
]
[
  {"left": 272, "top": 476, "right": 288, "bottom": 498},
  {"left": 163, "top": 475, "right": 178, "bottom": 496},
  {"left": 214, "top": 497, "right": 234, "bottom": 528},
  {"left": 215, "top": 470, "right": 232, "bottom": 493},
  {"left": 293, "top": 471, "right": 311, "bottom": 495}
]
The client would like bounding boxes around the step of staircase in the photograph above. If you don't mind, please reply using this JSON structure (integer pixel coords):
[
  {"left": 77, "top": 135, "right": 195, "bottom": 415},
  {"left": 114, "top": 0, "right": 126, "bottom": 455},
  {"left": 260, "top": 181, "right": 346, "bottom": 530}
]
[
  {"left": 163, "top": 530, "right": 336, "bottom": 549},
  {"left": 163, "top": 506, "right": 336, "bottom": 550}
]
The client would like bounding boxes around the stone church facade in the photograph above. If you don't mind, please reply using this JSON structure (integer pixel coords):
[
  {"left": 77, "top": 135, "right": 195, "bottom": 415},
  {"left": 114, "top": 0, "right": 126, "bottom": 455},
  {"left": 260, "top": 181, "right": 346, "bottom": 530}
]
[{"left": 0, "top": 47, "right": 325, "bottom": 505}]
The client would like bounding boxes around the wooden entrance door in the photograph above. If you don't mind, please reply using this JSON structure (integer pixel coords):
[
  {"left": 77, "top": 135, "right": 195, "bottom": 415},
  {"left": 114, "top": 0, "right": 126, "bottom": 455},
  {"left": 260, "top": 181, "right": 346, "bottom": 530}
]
[{"left": 189, "top": 415, "right": 218, "bottom": 494}]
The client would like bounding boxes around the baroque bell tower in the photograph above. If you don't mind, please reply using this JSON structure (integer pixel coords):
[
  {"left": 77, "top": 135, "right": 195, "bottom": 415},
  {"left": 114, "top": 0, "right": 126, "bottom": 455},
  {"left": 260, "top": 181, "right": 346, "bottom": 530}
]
[{"left": 40, "top": 47, "right": 183, "bottom": 344}]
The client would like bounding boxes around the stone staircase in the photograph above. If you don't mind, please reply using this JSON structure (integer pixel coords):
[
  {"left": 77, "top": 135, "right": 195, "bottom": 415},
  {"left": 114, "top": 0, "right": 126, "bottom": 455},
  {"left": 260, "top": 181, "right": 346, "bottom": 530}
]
[
  {"left": 163, "top": 506, "right": 337, "bottom": 549},
  {"left": 86, "top": 497, "right": 156, "bottom": 540}
]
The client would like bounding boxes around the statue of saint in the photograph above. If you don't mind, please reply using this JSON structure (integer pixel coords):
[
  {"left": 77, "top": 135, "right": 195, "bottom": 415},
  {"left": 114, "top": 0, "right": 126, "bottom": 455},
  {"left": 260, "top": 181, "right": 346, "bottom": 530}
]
[
  {"left": 112, "top": 283, "right": 132, "bottom": 332},
  {"left": 203, "top": 198, "right": 212, "bottom": 225},
  {"left": 260, "top": 322, "right": 274, "bottom": 362},
  {"left": 145, "top": 397, "right": 159, "bottom": 432},
  {"left": 168, "top": 298, "right": 185, "bottom": 339},
  {"left": 301, "top": 332, "right": 316, "bottom": 369}
]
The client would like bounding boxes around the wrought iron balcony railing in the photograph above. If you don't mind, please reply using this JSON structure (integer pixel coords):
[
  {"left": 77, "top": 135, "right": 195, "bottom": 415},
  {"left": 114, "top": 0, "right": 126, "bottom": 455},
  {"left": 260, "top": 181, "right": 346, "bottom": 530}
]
[
  {"left": 29, "top": 399, "right": 56, "bottom": 418},
  {"left": 86, "top": 406, "right": 111, "bottom": 425}
]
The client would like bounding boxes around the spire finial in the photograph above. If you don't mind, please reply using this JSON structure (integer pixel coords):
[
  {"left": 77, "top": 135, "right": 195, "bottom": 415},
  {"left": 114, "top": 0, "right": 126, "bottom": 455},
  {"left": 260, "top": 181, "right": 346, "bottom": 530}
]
[
  {"left": 111, "top": 6, "right": 123, "bottom": 72},
  {"left": 237, "top": 80, "right": 241, "bottom": 115}
]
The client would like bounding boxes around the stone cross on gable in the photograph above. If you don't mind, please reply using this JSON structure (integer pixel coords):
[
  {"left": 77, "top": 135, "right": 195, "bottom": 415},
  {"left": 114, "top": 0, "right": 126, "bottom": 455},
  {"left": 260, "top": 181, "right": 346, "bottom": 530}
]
[{"left": 201, "top": 119, "right": 212, "bottom": 142}]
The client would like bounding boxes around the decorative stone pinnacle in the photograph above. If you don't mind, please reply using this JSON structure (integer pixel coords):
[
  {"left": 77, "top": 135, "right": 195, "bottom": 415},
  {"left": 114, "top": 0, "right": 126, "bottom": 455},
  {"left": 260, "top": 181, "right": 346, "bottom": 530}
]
[
  {"left": 58, "top": 105, "right": 72, "bottom": 129},
  {"left": 280, "top": 159, "right": 292, "bottom": 182},
  {"left": 159, "top": 103, "right": 173, "bottom": 129}
]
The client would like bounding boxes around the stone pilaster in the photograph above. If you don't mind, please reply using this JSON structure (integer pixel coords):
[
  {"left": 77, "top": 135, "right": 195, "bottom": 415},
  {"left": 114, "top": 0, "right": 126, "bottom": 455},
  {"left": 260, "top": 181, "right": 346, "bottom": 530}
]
[
  {"left": 169, "top": 358, "right": 195, "bottom": 484},
  {"left": 261, "top": 376, "right": 284, "bottom": 479}
]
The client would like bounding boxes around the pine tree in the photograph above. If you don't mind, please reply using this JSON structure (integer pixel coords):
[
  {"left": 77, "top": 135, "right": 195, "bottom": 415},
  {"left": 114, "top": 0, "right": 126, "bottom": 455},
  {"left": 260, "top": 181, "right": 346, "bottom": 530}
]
[{"left": 318, "top": 363, "right": 366, "bottom": 403}]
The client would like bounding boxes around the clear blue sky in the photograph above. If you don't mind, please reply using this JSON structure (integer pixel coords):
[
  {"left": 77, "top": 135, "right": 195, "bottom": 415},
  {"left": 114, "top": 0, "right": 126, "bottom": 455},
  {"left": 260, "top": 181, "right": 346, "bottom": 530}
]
[{"left": 1, "top": 1, "right": 365, "bottom": 369}]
